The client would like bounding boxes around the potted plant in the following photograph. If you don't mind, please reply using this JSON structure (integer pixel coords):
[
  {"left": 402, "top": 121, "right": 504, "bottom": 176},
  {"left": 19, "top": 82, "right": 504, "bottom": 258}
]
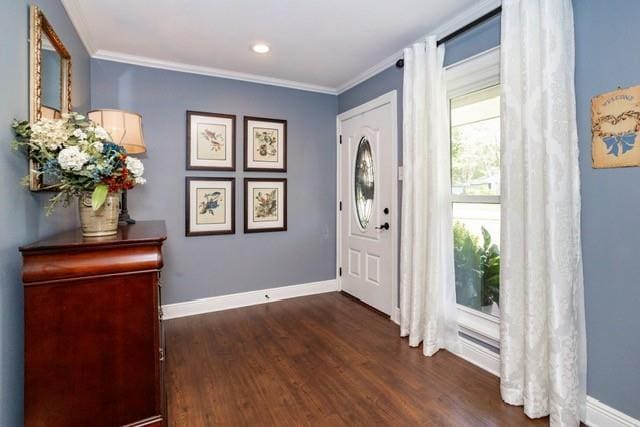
[{"left": 11, "top": 112, "right": 146, "bottom": 237}]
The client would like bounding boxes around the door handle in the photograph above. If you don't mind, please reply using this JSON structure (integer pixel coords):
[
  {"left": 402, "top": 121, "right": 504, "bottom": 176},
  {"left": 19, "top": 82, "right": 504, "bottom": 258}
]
[{"left": 375, "top": 222, "right": 390, "bottom": 230}]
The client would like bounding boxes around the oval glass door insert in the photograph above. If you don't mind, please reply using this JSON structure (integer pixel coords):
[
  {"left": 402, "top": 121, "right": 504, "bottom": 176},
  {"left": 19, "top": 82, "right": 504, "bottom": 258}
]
[{"left": 354, "top": 136, "right": 374, "bottom": 229}]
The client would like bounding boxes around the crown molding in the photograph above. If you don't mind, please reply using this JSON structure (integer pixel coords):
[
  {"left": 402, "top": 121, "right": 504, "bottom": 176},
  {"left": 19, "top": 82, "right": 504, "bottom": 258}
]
[
  {"left": 62, "top": 0, "right": 501, "bottom": 96},
  {"left": 432, "top": 0, "right": 502, "bottom": 41},
  {"left": 60, "top": 0, "right": 95, "bottom": 55},
  {"left": 92, "top": 50, "right": 338, "bottom": 95},
  {"left": 335, "top": 50, "right": 403, "bottom": 94},
  {"left": 336, "top": 0, "right": 502, "bottom": 95}
]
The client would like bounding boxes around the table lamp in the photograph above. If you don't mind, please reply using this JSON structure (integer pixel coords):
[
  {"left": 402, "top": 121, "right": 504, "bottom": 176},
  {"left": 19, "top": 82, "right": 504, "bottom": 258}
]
[{"left": 88, "top": 109, "right": 145, "bottom": 224}]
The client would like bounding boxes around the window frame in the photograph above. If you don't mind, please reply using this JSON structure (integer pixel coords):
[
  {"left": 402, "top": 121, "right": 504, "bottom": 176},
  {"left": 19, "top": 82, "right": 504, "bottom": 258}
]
[{"left": 446, "top": 47, "right": 501, "bottom": 346}]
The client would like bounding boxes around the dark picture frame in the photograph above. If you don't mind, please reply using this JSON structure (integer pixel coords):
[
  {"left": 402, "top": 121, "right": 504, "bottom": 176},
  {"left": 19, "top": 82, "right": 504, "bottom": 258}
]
[
  {"left": 244, "top": 178, "right": 287, "bottom": 233},
  {"left": 185, "top": 177, "right": 235, "bottom": 236},
  {"left": 186, "top": 111, "right": 236, "bottom": 171},
  {"left": 244, "top": 116, "right": 287, "bottom": 172}
]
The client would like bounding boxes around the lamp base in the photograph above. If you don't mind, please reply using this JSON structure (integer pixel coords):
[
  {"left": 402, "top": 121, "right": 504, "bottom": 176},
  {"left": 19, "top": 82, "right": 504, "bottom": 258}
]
[
  {"left": 118, "top": 189, "right": 136, "bottom": 225},
  {"left": 118, "top": 211, "right": 136, "bottom": 225}
]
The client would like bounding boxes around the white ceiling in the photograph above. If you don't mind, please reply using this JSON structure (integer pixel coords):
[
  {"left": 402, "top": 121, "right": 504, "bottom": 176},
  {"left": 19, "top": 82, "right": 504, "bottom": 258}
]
[{"left": 62, "top": 0, "right": 498, "bottom": 94}]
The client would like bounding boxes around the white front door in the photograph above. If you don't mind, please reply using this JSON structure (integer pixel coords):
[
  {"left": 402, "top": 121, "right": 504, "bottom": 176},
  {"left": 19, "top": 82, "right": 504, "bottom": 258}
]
[{"left": 338, "top": 91, "right": 397, "bottom": 315}]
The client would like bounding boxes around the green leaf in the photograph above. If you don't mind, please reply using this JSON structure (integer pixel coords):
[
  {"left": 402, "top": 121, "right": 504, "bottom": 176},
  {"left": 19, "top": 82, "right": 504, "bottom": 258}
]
[{"left": 91, "top": 184, "right": 109, "bottom": 211}]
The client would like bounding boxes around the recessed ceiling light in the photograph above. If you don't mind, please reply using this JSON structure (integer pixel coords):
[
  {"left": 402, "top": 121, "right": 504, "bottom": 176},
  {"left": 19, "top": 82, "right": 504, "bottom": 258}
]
[{"left": 251, "top": 43, "right": 270, "bottom": 54}]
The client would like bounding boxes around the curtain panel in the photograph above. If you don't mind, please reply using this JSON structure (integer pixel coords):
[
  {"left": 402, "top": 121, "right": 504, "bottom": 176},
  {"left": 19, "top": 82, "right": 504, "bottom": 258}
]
[
  {"left": 400, "top": 36, "right": 459, "bottom": 357},
  {"left": 499, "top": 0, "right": 587, "bottom": 425}
]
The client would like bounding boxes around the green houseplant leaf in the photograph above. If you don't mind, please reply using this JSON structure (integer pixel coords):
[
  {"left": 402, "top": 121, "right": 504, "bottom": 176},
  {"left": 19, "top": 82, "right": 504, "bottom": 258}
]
[{"left": 91, "top": 183, "right": 109, "bottom": 211}]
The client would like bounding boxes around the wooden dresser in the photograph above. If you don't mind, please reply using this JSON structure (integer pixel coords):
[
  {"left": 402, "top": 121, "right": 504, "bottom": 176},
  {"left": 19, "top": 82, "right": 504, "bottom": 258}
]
[{"left": 20, "top": 220, "right": 167, "bottom": 427}]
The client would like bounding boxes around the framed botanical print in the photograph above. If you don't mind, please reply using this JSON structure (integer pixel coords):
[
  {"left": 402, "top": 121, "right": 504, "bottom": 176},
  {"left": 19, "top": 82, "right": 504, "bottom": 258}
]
[
  {"left": 244, "top": 116, "right": 287, "bottom": 172},
  {"left": 187, "top": 111, "right": 236, "bottom": 170},
  {"left": 186, "top": 177, "right": 235, "bottom": 236},
  {"left": 244, "top": 178, "right": 287, "bottom": 233}
]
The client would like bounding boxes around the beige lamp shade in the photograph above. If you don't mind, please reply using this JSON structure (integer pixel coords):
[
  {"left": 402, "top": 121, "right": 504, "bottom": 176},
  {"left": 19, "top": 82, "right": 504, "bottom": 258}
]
[
  {"left": 41, "top": 105, "right": 62, "bottom": 119},
  {"left": 88, "top": 109, "right": 146, "bottom": 154}
]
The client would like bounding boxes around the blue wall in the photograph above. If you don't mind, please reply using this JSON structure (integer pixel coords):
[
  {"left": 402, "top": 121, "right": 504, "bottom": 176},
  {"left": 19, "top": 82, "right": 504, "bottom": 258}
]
[
  {"left": 0, "top": 0, "right": 90, "bottom": 425},
  {"left": 91, "top": 59, "right": 338, "bottom": 304},
  {"left": 574, "top": 0, "right": 640, "bottom": 418}
]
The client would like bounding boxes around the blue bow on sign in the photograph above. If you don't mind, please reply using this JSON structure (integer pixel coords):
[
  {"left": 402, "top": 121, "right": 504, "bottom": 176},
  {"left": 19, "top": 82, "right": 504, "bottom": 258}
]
[{"left": 603, "top": 132, "right": 637, "bottom": 156}]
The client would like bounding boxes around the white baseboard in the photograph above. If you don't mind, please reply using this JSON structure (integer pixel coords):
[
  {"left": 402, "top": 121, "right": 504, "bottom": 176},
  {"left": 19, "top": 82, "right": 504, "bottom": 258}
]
[
  {"left": 585, "top": 396, "right": 640, "bottom": 427},
  {"left": 453, "top": 337, "right": 639, "bottom": 427},
  {"left": 391, "top": 307, "right": 400, "bottom": 325},
  {"left": 454, "top": 337, "right": 500, "bottom": 377},
  {"left": 162, "top": 279, "right": 338, "bottom": 320}
]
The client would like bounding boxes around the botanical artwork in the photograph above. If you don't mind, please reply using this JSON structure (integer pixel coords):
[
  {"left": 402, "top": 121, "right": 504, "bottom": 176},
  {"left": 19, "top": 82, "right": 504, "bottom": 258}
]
[
  {"left": 244, "top": 117, "right": 287, "bottom": 171},
  {"left": 186, "top": 177, "right": 235, "bottom": 236},
  {"left": 187, "top": 111, "right": 235, "bottom": 170},
  {"left": 197, "top": 124, "right": 226, "bottom": 160},
  {"left": 196, "top": 188, "right": 225, "bottom": 224},
  {"left": 592, "top": 85, "right": 640, "bottom": 168},
  {"left": 253, "top": 128, "right": 278, "bottom": 163},
  {"left": 253, "top": 188, "right": 278, "bottom": 221},
  {"left": 244, "top": 178, "right": 286, "bottom": 233}
]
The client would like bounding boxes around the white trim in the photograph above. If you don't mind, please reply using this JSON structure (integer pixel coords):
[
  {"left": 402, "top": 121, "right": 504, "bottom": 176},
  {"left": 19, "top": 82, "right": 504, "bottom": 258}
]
[
  {"left": 335, "top": 51, "right": 403, "bottom": 94},
  {"left": 391, "top": 307, "right": 400, "bottom": 325},
  {"left": 585, "top": 397, "right": 640, "bottom": 427},
  {"left": 453, "top": 338, "right": 640, "bottom": 427},
  {"left": 454, "top": 337, "right": 500, "bottom": 377},
  {"left": 161, "top": 279, "right": 338, "bottom": 320},
  {"left": 457, "top": 304, "right": 500, "bottom": 345},
  {"left": 60, "top": 0, "right": 95, "bottom": 55},
  {"left": 63, "top": 0, "right": 499, "bottom": 95},
  {"left": 336, "top": 0, "right": 502, "bottom": 94},
  {"left": 433, "top": 0, "right": 502, "bottom": 42},
  {"left": 336, "top": 90, "right": 399, "bottom": 317},
  {"left": 92, "top": 50, "right": 338, "bottom": 95},
  {"left": 446, "top": 46, "right": 500, "bottom": 98},
  {"left": 452, "top": 194, "right": 500, "bottom": 204}
]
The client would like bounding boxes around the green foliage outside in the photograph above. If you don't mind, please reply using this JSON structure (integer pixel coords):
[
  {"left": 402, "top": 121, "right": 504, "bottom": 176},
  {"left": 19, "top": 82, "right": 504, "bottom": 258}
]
[
  {"left": 453, "top": 222, "right": 500, "bottom": 310},
  {"left": 451, "top": 120, "right": 500, "bottom": 196}
]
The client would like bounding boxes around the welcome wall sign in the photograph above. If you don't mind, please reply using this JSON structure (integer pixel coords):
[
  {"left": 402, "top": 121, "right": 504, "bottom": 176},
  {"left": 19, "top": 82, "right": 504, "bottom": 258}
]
[{"left": 592, "top": 85, "right": 640, "bottom": 168}]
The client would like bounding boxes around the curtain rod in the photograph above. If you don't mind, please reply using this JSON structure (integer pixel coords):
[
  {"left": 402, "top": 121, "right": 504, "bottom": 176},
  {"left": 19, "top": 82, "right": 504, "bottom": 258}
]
[{"left": 395, "top": 6, "right": 502, "bottom": 68}]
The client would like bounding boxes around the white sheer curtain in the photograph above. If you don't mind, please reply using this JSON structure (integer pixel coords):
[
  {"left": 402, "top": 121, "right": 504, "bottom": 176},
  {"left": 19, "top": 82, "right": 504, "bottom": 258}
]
[
  {"left": 400, "top": 36, "right": 459, "bottom": 357},
  {"left": 500, "top": 0, "right": 586, "bottom": 425}
]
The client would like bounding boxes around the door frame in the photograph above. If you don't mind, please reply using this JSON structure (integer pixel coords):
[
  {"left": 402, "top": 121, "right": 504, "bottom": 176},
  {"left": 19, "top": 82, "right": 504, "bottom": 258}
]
[{"left": 336, "top": 90, "right": 399, "bottom": 322}]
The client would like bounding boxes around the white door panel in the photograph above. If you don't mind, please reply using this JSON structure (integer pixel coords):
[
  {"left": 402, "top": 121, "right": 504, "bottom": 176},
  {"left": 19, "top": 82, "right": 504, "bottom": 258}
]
[{"left": 339, "top": 95, "right": 395, "bottom": 315}]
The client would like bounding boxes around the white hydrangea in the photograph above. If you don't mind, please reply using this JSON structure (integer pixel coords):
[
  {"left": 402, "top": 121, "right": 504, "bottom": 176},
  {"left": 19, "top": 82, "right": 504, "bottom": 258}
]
[
  {"left": 92, "top": 141, "right": 104, "bottom": 153},
  {"left": 30, "top": 118, "right": 72, "bottom": 151},
  {"left": 94, "top": 126, "right": 110, "bottom": 141},
  {"left": 58, "top": 146, "right": 90, "bottom": 171},
  {"left": 73, "top": 128, "right": 87, "bottom": 140},
  {"left": 126, "top": 156, "right": 144, "bottom": 177},
  {"left": 135, "top": 176, "right": 147, "bottom": 185}
]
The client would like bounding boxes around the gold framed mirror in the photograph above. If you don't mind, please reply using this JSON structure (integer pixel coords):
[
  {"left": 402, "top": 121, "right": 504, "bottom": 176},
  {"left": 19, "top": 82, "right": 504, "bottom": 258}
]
[{"left": 29, "top": 5, "right": 72, "bottom": 191}]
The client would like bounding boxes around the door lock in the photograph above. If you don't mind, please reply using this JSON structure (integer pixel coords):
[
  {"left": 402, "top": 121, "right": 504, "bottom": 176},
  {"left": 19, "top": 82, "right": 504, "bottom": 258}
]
[
  {"left": 375, "top": 222, "right": 390, "bottom": 230},
  {"left": 383, "top": 208, "right": 389, "bottom": 215}
]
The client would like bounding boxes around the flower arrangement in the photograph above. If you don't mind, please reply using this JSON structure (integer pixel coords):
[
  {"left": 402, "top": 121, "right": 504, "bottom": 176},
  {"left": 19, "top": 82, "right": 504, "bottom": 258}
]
[{"left": 11, "top": 112, "right": 145, "bottom": 214}]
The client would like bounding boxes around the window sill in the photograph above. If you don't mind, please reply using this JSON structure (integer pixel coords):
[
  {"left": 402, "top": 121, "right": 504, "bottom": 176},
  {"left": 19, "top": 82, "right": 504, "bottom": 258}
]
[{"left": 456, "top": 304, "right": 500, "bottom": 348}]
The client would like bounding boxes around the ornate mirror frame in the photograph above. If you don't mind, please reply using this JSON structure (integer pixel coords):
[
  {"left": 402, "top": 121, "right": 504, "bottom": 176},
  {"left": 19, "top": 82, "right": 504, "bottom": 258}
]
[{"left": 29, "top": 5, "right": 72, "bottom": 191}]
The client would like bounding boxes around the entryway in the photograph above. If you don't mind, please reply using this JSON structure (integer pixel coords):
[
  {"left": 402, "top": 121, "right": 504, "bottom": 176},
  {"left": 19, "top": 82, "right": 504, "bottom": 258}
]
[{"left": 337, "top": 91, "right": 398, "bottom": 316}]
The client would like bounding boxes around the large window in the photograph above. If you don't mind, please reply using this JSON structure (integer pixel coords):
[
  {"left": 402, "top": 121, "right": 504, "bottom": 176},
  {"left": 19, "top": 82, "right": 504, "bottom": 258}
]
[
  {"left": 451, "top": 85, "right": 501, "bottom": 318},
  {"left": 447, "top": 48, "right": 501, "bottom": 344}
]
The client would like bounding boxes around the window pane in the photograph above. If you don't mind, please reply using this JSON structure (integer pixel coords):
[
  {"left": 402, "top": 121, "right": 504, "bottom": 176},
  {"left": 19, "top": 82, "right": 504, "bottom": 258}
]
[
  {"left": 354, "top": 136, "right": 374, "bottom": 229},
  {"left": 451, "top": 85, "right": 500, "bottom": 196},
  {"left": 452, "top": 202, "right": 500, "bottom": 317}
]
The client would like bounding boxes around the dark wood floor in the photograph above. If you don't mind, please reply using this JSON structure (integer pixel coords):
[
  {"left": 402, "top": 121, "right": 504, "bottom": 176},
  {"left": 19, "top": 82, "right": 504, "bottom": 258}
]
[{"left": 165, "top": 292, "right": 548, "bottom": 426}]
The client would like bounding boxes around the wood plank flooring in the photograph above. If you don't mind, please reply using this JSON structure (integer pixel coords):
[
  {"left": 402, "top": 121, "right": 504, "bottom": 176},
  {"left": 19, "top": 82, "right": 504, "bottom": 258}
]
[{"left": 165, "top": 292, "right": 548, "bottom": 426}]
